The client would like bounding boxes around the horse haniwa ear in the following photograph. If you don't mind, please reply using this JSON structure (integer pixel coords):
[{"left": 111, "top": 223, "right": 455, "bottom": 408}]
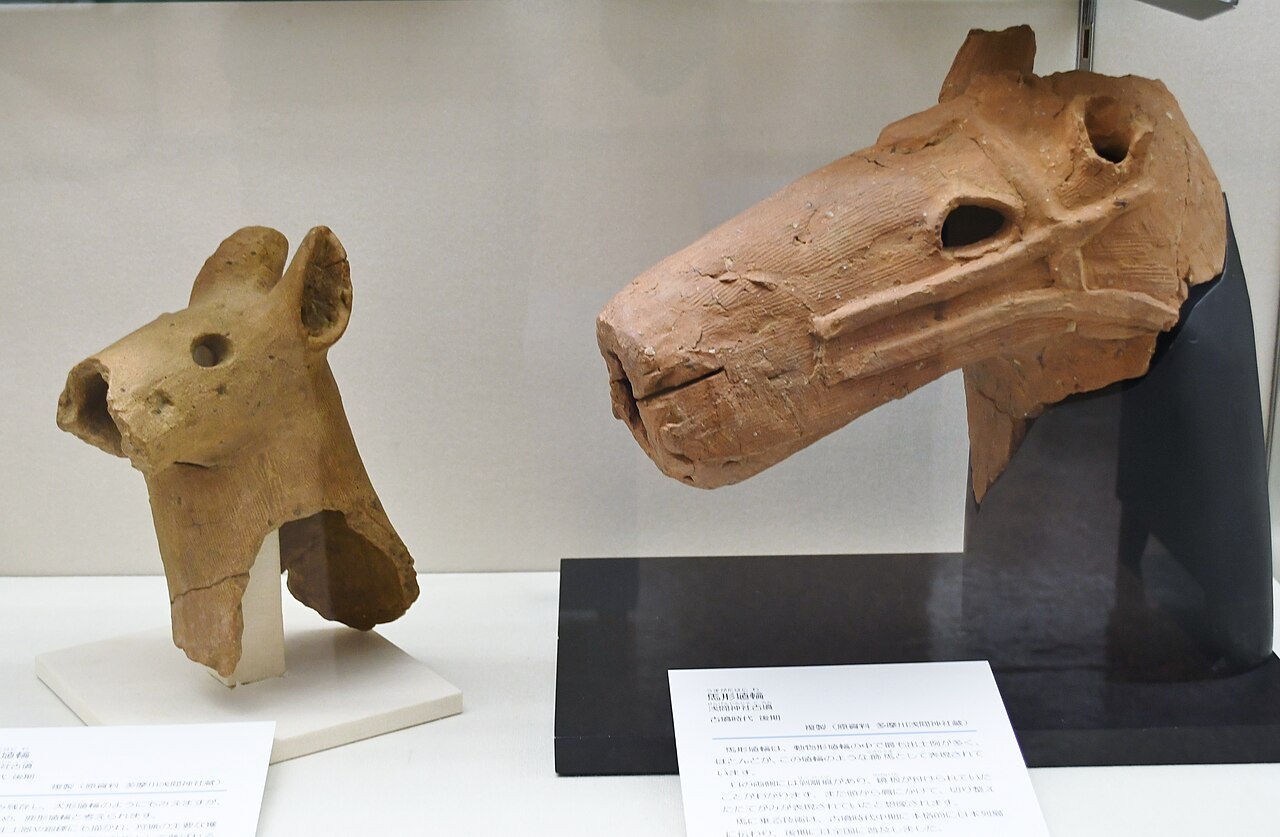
[
  {"left": 939, "top": 25, "right": 1037, "bottom": 103},
  {"left": 190, "top": 226, "right": 289, "bottom": 305},
  {"left": 280, "top": 226, "right": 352, "bottom": 350}
]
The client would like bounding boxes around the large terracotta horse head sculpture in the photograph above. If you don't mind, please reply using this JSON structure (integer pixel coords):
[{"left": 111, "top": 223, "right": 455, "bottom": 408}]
[{"left": 597, "top": 25, "right": 1225, "bottom": 498}]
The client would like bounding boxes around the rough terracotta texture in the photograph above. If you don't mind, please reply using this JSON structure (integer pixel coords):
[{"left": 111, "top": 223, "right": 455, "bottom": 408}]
[
  {"left": 57, "top": 226, "right": 418, "bottom": 676},
  {"left": 597, "top": 25, "right": 1225, "bottom": 500}
]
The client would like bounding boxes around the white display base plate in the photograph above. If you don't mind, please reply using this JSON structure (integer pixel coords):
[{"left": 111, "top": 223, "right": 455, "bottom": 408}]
[{"left": 34, "top": 626, "right": 463, "bottom": 763}]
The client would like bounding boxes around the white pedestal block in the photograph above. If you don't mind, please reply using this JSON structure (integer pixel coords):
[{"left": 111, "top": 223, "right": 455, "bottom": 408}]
[
  {"left": 35, "top": 626, "right": 462, "bottom": 763},
  {"left": 214, "top": 532, "right": 286, "bottom": 687}
]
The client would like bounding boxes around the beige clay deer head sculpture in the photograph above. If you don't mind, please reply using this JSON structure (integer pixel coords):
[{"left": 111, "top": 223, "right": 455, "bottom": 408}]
[
  {"left": 57, "top": 226, "right": 418, "bottom": 676},
  {"left": 597, "top": 26, "right": 1226, "bottom": 499}
]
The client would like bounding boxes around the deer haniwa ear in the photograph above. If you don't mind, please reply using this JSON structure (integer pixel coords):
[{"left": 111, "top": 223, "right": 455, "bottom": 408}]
[
  {"left": 280, "top": 226, "right": 352, "bottom": 350},
  {"left": 190, "top": 226, "right": 289, "bottom": 305},
  {"left": 939, "top": 25, "right": 1036, "bottom": 104}
]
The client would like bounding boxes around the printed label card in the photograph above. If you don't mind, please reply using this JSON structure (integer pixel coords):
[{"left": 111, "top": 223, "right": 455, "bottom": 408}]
[
  {"left": 0, "top": 722, "right": 274, "bottom": 837},
  {"left": 669, "top": 661, "right": 1049, "bottom": 837}
]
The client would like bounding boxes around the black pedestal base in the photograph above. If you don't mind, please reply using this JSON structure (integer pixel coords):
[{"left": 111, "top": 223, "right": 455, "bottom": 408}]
[{"left": 554, "top": 554, "right": 1280, "bottom": 775}]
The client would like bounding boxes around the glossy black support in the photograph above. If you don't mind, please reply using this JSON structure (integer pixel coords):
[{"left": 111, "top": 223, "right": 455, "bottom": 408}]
[
  {"left": 963, "top": 204, "right": 1273, "bottom": 680},
  {"left": 555, "top": 205, "right": 1279, "bottom": 776}
]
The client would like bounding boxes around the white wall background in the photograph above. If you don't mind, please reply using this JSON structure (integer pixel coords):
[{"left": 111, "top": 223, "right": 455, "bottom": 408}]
[{"left": 0, "top": 1, "right": 1273, "bottom": 576}]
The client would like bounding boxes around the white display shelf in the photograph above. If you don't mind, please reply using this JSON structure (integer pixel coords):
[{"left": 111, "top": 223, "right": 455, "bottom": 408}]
[{"left": 0, "top": 573, "right": 1276, "bottom": 836}]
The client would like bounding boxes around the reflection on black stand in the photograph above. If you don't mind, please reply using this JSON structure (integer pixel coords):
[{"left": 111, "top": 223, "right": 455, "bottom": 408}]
[{"left": 966, "top": 204, "right": 1273, "bottom": 682}]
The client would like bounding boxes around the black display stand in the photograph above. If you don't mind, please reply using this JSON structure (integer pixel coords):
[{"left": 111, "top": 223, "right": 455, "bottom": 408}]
[{"left": 555, "top": 206, "right": 1280, "bottom": 776}]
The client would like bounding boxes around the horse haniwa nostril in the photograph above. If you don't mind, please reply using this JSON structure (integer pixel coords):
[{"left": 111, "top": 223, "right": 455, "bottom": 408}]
[
  {"left": 605, "top": 350, "right": 648, "bottom": 441},
  {"left": 58, "top": 363, "right": 124, "bottom": 457}
]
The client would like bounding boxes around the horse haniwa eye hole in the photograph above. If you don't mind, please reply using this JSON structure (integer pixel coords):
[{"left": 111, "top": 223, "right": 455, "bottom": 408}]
[
  {"left": 191, "top": 334, "right": 231, "bottom": 368},
  {"left": 1084, "top": 96, "right": 1134, "bottom": 164},
  {"left": 940, "top": 204, "right": 1009, "bottom": 249}
]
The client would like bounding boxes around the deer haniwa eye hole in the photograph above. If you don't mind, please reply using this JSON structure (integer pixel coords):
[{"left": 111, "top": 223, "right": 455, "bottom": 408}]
[
  {"left": 191, "top": 334, "right": 231, "bottom": 368},
  {"left": 940, "top": 204, "right": 1009, "bottom": 249}
]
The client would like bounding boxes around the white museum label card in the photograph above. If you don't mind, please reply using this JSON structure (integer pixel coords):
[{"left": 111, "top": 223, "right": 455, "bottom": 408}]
[
  {"left": 0, "top": 722, "right": 274, "bottom": 837},
  {"left": 669, "top": 661, "right": 1049, "bottom": 837}
]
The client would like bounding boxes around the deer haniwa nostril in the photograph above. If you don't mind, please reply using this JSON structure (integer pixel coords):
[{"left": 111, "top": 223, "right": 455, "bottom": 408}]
[{"left": 57, "top": 363, "right": 124, "bottom": 457}]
